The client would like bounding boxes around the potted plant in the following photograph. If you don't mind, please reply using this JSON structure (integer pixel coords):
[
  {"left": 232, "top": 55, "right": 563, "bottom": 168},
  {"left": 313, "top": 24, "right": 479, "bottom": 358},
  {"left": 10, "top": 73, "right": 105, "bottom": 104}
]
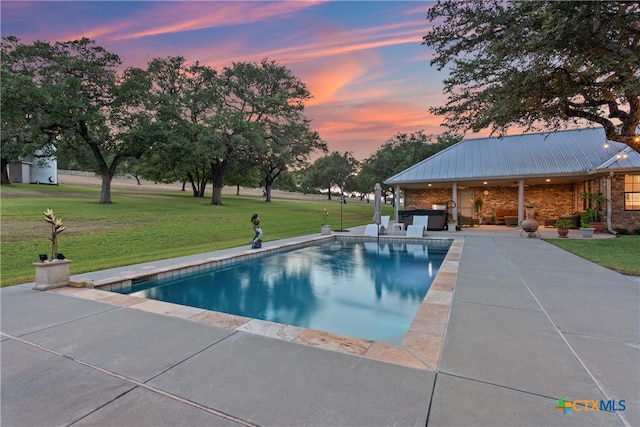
[
  {"left": 474, "top": 197, "right": 483, "bottom": 220},
  {"left": 33, "top": 209, "right": 72, "bottom": 290},
  {"left": 448, "top": 219, "right": 458, "bottom": 232},
  {"left": 579, "top": 211, "right": 595, "bottom": 238},
  {"left": 580, "top": 191, "right": 606, "bottom": 233},
  {"left": 321, "top": 209, "right": 331, "bottom": 235},
  {"left": 555, "top": 218, "right": 573, "bottom": 238}
]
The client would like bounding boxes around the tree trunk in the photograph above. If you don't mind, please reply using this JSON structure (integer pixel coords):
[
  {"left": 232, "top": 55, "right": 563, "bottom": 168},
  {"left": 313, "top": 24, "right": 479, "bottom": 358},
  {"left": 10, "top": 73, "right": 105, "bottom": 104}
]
[
  {"left": 327, "top": 187, "right": 332, "bottom": 200},
  {"left": 236, "top": 184, "right": 240, "bottom": 196},
  {"left": 187, "top": 173, "right": 199, "bottom": 196},
  {"left": 264, "top": 175, "right": 276, "bottom": 203},
  {"left": 99, "top": 173, "right": 113, "bottom": 204},
  {"left": 186, "top": 172, "right": 207, "bottom": 197},
  {"left": 211, "top": 185, "right": 223, "bottom": 205},
  {"left": 210, "top": 160, "right": 227, "bottom": 205},
  {"left": 1, "top": 158, "right": 11, "bottom": 185},
  {"left": 265, "top": 183, "right": 272, "bottom": 202}
]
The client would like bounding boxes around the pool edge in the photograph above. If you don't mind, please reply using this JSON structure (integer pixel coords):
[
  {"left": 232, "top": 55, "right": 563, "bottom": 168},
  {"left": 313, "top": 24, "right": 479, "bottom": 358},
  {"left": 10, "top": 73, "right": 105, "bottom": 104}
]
[{"left": 51, "top": 235, "right": 462, "bottom": 371}]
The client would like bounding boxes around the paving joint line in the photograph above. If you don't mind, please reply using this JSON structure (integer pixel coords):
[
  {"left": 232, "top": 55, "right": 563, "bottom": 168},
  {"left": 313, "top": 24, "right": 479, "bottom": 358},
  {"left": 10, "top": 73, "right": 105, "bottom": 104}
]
[
  {"left": 561, "top": 331, "right": 640, "bottom": 346},
  {"left": 1, "top": 332, "right": 258, "bottom": 427},
  {"left": 424, "top": 372, "right": 439, "bottom": 426},
  {"left": 69, "top": 387, "right": 140, "bottom": 425},
  {"left": 451, "top": 298, "right": 542, "bottom": 313},
  {"left": 436, "top": 371, "right": 567, "bottom": 402},
  {"left": 142, "top": 330, "right": 238, "bottom": 384},
  {"left": 496, "top": 239, "right": 632, "bottom": 427},
  {"left": 8, "top": 305, "right": 120, "bottom": 339}
]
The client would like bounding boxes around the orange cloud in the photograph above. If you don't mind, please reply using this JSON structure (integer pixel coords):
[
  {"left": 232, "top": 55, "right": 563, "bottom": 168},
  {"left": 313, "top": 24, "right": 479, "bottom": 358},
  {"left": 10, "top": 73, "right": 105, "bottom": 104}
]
[
  {"left": 307, "top": 93, "right": 450, "bottom": 160},
  {"left": 2, "top": 1, "right": 451, "bottom": 160}
]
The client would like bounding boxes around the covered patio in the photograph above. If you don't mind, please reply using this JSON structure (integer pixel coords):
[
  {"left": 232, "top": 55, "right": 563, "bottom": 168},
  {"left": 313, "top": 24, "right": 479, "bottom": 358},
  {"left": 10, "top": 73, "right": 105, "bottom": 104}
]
[{"left": 385, "top": 127, "right": 640, "bottom": 233}]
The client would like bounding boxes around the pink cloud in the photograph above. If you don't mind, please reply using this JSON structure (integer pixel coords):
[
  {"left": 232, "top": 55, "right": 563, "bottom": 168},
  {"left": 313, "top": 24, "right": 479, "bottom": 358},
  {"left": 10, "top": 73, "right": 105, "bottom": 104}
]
[
  {"left": 78, "top": 1, "right": 326, "bottom": 42},
  {"left": 1, "top": 1, "right": 454, "bottom": 160}
]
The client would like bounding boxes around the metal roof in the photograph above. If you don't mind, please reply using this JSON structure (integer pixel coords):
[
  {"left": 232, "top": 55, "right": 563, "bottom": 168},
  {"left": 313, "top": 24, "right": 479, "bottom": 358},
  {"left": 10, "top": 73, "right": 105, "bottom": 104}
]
[{"left": 385, "top": 128, "right": 640, "bottom": 185}]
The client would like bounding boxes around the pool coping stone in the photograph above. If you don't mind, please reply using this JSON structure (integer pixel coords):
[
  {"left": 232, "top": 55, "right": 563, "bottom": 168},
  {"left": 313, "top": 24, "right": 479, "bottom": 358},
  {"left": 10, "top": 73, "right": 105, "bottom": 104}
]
[{"left": 53, "top": 233, "right": 461, "bottom": 371}]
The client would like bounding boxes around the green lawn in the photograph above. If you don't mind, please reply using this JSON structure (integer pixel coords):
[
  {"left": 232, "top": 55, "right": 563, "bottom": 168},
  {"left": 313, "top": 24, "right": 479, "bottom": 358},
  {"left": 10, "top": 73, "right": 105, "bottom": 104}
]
[
  {"left": 1, "top": 183, "right": 393, "bottom": 287},
  {"left": 3, "top": 182, "right": 638, "bottom": 287},
  {"left": 545, "top": 236, "right": 640, "bottom": 276}
]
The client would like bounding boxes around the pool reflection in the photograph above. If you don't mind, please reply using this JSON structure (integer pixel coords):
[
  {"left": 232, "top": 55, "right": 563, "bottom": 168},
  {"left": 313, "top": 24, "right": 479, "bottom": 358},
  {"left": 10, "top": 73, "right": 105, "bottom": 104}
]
[{"left": 124, "top": 241, "right": 447, "bottom": 344}]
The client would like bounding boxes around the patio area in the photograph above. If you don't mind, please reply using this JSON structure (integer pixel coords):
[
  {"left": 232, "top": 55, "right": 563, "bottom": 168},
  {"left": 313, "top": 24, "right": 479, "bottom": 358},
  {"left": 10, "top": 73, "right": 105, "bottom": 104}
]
[{"left": 1, "top": 226, "right": 638, "bottom": 426}]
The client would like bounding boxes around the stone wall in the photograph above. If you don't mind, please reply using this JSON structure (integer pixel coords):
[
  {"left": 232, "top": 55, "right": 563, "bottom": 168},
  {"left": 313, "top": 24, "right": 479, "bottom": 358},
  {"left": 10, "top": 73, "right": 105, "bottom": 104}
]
[
  {"left": 404, "top": 189, "right": 451, "bottom": 210},
  {"left": 405, "top": 184, "right": 576, "bottom": 222},
  {"left": 404, "top": 174, "right": 640, "bottom": 231}
]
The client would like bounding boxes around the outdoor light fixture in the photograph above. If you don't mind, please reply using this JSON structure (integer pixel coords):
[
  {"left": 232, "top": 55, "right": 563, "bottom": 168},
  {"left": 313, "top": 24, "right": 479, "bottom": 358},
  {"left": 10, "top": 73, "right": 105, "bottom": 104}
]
[{"left": 546, "top": 179, "right": 551, "bottom": 182}]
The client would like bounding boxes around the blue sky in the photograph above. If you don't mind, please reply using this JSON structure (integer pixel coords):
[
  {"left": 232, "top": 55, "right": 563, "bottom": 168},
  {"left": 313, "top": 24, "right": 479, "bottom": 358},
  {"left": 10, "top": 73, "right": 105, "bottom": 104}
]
[{"left": 1, "top": 1, "right": 467, "bottom": 159}]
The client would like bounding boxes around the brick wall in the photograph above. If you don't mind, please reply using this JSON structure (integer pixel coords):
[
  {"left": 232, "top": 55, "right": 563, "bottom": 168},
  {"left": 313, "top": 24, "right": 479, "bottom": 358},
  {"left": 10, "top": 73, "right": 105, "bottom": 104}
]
[{"left": 611, "top": 174, "right": 640, "bottom": 232}]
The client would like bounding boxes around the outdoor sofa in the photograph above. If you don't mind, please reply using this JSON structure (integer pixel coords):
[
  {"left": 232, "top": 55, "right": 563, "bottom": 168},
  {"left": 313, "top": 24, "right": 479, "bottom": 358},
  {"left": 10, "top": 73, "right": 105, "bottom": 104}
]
[{"left": 494, "top": 209, "right": 518, "bottom": 225}]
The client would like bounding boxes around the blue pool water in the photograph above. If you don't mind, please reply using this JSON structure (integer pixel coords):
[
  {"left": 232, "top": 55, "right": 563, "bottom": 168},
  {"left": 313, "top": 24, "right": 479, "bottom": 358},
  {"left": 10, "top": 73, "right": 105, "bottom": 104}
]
[{"left": 118, "top": 240, "right": 447, "bottom": 344}]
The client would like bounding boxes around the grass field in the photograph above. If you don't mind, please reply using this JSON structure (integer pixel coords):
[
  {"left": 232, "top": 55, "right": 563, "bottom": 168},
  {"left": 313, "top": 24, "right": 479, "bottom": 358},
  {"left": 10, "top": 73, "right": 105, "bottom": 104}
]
[
  {"left": 1, "top": 180, "right": 393, "bottom": 287},
  {"left": 545, "top": 236, "right": 640, "bottom": 276},
  {"left": 2, "top": 177, "right": 638, "bottom": 287}
]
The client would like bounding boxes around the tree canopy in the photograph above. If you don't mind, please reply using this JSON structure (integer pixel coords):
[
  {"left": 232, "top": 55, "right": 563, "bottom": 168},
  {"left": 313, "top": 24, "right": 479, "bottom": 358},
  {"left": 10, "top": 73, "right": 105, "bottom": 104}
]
[
  {"left": 137, "top": 56, "right": 221, "bottom": 197},
  {"left": 1, "top": 36, "right": 150, "bottom": 202},
  {"left": 302, "top": 151, "right": 359, "bottom": 200},
  {"left": 209, "top": 59, "right": 320, "bottom": 205},
  {"left": 1, "top": 37, "right": 323, "bottom": 204},
  {"left": 424, "top": 1, "right": 640, "bottom": 152},
  {"left": 357, "top": 131, "right": 461, "bottom": 203}
]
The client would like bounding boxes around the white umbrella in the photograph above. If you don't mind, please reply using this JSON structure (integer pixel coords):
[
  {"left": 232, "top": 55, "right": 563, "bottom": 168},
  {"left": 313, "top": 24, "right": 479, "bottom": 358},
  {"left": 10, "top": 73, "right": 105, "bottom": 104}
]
[{"left": 373, "top": 183, "right": 382, "bottom": 230}]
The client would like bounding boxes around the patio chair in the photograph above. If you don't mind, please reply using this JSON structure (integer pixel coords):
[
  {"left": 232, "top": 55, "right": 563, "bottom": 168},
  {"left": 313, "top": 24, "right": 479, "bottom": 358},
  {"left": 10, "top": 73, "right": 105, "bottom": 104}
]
[
  {"left": 363, "top": 224, "right": 380, "bottom": 236},
  {"left": 379, "top": 215, "right": 390, "bottom": 234},
  {"left": 406, "top": 215, "right": 428, "bottom": 237},
  {"left": 364, "top": 215, "right": 390, "bottom": 236}
]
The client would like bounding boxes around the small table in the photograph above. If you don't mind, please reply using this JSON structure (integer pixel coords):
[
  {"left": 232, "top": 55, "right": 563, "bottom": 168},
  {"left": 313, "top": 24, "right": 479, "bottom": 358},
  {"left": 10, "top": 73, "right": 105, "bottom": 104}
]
[{"left": 392, "top": 222, "right": 405, "bottom": 233}]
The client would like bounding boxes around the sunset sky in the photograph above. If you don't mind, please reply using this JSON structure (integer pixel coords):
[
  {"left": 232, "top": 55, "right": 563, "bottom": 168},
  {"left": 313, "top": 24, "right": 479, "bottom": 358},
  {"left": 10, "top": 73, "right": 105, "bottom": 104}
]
[{"left": 1, "top": 1, "right": 481, "bottom": 160}]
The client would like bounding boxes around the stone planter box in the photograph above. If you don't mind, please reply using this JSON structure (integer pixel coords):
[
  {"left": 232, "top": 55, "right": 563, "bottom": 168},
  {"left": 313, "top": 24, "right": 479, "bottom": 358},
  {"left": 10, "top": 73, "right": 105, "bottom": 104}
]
[
  {"left": 33, "top": 259, "right": 73, "bottom": 290},
  {"left": 321, "top": 224, "right": 331, "bottom": 235}
]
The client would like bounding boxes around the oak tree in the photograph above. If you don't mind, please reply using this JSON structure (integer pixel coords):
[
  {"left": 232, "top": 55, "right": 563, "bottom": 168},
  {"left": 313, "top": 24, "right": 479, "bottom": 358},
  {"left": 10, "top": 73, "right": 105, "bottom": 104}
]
[{"left": 424, "top": 1, "right": 640, "bottom": 151}]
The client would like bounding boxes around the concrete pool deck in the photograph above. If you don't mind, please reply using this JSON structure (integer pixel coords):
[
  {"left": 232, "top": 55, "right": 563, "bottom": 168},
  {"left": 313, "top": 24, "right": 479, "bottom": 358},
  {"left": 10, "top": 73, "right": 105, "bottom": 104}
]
[{"left": 2, "top": 226, "right": 638, "bottom": 426}]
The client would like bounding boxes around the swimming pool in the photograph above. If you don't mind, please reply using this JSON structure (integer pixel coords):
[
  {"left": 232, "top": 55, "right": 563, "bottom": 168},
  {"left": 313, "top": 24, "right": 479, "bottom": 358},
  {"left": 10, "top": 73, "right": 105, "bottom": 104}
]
[{"left": 115, "top": 240, "right": 448, "bottom": 344}]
